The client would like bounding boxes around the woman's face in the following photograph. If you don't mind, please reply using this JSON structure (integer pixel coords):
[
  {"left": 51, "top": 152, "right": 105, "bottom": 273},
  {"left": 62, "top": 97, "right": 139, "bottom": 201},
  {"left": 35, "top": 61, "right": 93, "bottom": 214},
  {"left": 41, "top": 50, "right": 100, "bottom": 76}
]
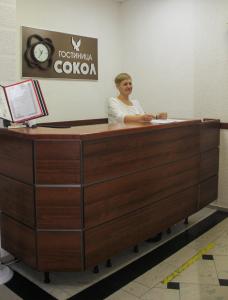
[{"left": 117, "top": 79, "right": 133, "bottom": 97}]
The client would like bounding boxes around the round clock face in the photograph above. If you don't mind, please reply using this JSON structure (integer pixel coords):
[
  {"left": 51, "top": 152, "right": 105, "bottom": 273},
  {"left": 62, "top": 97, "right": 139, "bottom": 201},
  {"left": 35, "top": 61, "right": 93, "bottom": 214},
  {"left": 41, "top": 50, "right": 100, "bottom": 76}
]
[{"left": 33, "top": 43, "right": 49, "bottom": 63}]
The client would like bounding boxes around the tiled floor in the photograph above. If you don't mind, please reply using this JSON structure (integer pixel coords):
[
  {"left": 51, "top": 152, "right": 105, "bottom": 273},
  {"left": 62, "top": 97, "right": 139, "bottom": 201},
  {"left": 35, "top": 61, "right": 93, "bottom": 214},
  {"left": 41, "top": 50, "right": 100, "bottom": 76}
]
[
  {"left": 1, "top": 207, "right": 228, "bottom": 300},
  {"left": 106, "top": 212, "right": 228, "bottom": 300},
  {"left": 0, "top": 285, "right": 22, "bottom": 300}
]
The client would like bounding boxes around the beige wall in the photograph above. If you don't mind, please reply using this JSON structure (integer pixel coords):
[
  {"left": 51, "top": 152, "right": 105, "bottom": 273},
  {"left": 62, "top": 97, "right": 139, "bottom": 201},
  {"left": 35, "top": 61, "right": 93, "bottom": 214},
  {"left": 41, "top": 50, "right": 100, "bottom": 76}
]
[
  {"left": 121, "top": 0, "right": 228, "bottom": 208},
  {"left": 0, "top": 0, "right": 16, "bottom": 84},
  {"left": 120, "top": 0, "right": 195, "bottom": 118},
  {"left": 16, "top": 0, "right": 122, "bottom": 122},
  {"left": 0, "top": 0, "right": 16, "bottom": 127},
  {"left": 193, "top": 0, "right": 228, "bottom": 208}
]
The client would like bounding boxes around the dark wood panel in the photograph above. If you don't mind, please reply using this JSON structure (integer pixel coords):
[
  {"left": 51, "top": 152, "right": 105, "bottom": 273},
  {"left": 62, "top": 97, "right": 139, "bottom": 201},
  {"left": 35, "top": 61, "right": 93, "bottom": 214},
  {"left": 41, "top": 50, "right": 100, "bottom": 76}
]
[
  {"left": 85, "top": 186, "right": 198, "bottom": 268},
  {"left": 84, "top": 156, "right": 200, "bottom": 228},
  {"left": 200, "top": 120, "right": 220, "bottom": 152},
  {"left": 2, "top": 120, "right": 201, "bottom": 141},
  {"left": 85, "top": 208, "right": 139, "bottom": 268},
  {"left": 38, "top": 118, "right": 108, "bottom": 127},
  {"left": 199, "top": 176, "right": 218, "bottom": 209},
  {"left": 1, "top": 215, "right": 36, "bottom": 268},
  {"left": 138, "top": 186, "right": 198, "bottom": 241},
  {"left": 36, "top": 187, "right": 82, "bottom": 229},
  {"left": 37, "top": 231, "right": 83, "bottom": 271},
  {"left": 35, "top": 140, "right": 81, "bottom": 184},
  {"left": 200, "top": 149, "right": 219, "bottom": 181},
  {"left": 220, "top": 122, "right": 228, "bottom": 129},
  {"left": 0, "top": 135, "right": 33, "bottom": 184},
  {"left": 0, "top": 175, "right": 35, "bottom": 227},
  {"left": 84, "top": 125, "right": 200, "bottom": 183}
]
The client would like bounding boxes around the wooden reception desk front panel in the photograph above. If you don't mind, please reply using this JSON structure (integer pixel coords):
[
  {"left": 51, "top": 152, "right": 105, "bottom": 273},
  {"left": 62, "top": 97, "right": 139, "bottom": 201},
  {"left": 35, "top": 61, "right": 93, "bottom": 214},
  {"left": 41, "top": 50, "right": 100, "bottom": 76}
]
[{"left": 0, "top": 119, "right": 219, "bottom": 272}]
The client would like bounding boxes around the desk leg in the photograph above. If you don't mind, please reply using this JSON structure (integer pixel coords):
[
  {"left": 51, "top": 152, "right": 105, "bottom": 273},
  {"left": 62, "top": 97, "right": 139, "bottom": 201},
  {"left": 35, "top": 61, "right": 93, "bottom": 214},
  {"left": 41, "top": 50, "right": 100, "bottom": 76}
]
[
  {"left": 106, "top": 259, "right": 112, "bottom": 268},
  {"left": 167, "top": 227, "right": 172, "bottom": 234},
  {"left": 146, "top": 232, "right": 162, "bottom": 243},
  {"left": 44, "top": 272, "right": 50, "bottom": 283},
  {"left": 93, "top": 266, "right": 99, "bottom": 273},
  {"left": 133, "top": 245, "right": 139, "bottom": 253},
  {"left": 184, "top": 217, "right": 189, "bottom": 225}
]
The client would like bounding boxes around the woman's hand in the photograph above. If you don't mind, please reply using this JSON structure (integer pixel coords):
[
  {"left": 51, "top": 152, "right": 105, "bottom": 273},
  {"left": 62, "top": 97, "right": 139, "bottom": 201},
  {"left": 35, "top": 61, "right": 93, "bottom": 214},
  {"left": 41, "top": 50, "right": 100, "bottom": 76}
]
[
  {"left": 124, "top": 114, "right": 155, "bottom": 123},
  {"left": 141, "top": 114, "right": 155, "bottom": 122}
]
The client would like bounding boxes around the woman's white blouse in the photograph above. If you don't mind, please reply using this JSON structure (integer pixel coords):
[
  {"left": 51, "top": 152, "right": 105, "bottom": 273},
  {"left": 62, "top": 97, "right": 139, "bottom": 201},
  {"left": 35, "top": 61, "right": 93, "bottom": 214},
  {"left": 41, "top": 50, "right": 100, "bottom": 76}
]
[{"left": 108, "top": 97, "right": 144, "bottom": 124}]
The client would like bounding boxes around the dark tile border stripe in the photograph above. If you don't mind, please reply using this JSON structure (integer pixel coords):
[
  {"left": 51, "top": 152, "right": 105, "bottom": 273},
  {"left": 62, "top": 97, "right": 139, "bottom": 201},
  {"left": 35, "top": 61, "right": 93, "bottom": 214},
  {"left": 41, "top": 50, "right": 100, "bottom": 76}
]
[
  {"left": 167, "top": 282, "right": 180, "bottom": 290},
  {"left": 5, "top": 271, "right": 57, "bottom": 300},
  {"left": 219, "top": 279, "right": 228, "bottom": 286},
  {"left": 202, "top": 254, "right": 214, "bottom": 260},
  {"left": 4, "top": 211, "right": 227, "bottom": 300}
]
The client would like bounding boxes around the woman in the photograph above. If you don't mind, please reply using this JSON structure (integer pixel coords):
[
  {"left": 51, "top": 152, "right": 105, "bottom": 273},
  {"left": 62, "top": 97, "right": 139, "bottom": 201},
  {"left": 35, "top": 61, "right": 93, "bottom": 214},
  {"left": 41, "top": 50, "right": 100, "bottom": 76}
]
[{"left": 108, "top": 73, "right": 167, "bottom": 124}]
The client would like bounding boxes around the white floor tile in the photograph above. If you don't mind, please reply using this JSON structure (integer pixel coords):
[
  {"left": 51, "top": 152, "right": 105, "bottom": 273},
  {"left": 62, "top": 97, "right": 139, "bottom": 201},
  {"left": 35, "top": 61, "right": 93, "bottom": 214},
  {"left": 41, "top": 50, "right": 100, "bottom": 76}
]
[
  {"left": 164, "top": 246, "right": 198, "bottom": 268},
  {"left": 180, "top": 283, "right": 228, "bottom": 300},
  {"left": 135, "top": 262, "right": 176, "bottom": 288},
  {"left": 213, "top": 255, "right": 228, "bottom": 279},
  {"left": 122, "top": 281, "right": 150, "bottom": 297},
  {"left": 105, "top": 289, "right": 139, "bottom": 300},
  {"left": 141, "top": 287, "right": 180, "bottom": 300},
  {"left": 207, "top": 233, "right": 228, "bottom": 256},
  {"left": 175, "top": 260, "right": 219, "bottom": 285},
  {"left": 0, "top": 285, "right": 22, "bottom": 300}
]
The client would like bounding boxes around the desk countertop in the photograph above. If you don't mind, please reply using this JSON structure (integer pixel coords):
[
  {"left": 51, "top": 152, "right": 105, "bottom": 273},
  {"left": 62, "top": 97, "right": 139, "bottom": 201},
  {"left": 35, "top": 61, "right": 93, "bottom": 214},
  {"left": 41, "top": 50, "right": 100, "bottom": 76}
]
[{"left": 0, "top": 119, "right": 201, "bottom": 140}]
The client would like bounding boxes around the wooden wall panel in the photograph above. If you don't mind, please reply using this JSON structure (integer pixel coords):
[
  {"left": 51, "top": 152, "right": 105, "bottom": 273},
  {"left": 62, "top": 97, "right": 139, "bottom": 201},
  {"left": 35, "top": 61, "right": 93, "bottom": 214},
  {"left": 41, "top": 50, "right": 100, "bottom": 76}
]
[
  {"left": 84, "top": 156, "right": 200, "bottom": 228},
  {"left": 200, "top": 121, "right": 220, "bottom": 152},
  {"left": 84, "top": 125, "right": 200, "bottom": 183},
  {"left": 37, "top": 231, "right": 83, "bottom": 271},
  {"left": 200, "top": 149, "right": 219, "bottom": 181},
  {"left": 0, "top": 175, "right": 35, "bottom": 227},
  {"left": 1, "top": 215, "right": 36, "bottom": 268},
  {"left": 39, "top": 118, "right": 108, "bottom": 127},
  {"left": 36, "top": 187, "right": 82, "bottom": 229},
  {"left": 138, "top": 186, "right": 198, "bottom": 241},
  {"left": 35, "top": 141, "right": 81, "bottom": 184},
  {"left": 85, "top": 186, "right": 198, "bottom": 268},
  {"left": 199, "top": 176, "right": 218, "bottom": 209},
  {"left": 0, "top": 136, "right": 33, "bottom": 184}
]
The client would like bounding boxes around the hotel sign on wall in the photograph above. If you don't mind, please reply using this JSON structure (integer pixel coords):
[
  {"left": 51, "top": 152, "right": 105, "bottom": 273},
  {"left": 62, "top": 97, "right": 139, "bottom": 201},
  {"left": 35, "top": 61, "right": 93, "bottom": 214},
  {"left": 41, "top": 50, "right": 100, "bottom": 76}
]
[{"left": 22, "top": 26, "right": 98, "bottom": 80}]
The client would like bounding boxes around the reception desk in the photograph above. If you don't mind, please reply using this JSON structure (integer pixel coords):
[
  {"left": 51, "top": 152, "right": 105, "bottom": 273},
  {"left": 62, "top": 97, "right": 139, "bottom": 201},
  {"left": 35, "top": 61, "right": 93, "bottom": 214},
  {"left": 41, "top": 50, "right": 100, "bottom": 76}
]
[{"left": 0, "top": 119, "right": 219, "bottom": 276}]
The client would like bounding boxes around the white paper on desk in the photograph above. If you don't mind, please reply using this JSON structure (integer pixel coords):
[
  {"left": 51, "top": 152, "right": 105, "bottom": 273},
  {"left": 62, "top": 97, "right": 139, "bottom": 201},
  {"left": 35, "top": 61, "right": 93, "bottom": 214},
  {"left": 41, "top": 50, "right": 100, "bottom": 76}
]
[
  {"left": 0, "top": 88, "right": 12, "bottom": 121},
  {"left": 6, "top": 82, "right": 38, "bottom": 119},
  {"left": 151, "top": 119, "right": 184, "bottom": 124}
]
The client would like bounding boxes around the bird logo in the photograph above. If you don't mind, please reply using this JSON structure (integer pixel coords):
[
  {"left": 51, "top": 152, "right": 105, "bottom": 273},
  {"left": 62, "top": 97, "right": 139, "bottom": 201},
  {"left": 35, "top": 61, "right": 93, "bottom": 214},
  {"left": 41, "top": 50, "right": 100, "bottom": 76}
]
[{"left": 71, "top": 37, "right": 81, "bottom": 51}]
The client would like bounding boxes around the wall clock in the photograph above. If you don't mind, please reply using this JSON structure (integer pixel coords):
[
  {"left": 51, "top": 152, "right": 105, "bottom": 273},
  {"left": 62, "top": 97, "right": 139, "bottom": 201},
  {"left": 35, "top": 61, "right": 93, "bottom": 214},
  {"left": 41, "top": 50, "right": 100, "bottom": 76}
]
[
  {"left": 24, "top": 34, "right": 55, "bottom": 70},
  {"left": 32, "top": 43, "right": 50, "bottom": 63}
]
